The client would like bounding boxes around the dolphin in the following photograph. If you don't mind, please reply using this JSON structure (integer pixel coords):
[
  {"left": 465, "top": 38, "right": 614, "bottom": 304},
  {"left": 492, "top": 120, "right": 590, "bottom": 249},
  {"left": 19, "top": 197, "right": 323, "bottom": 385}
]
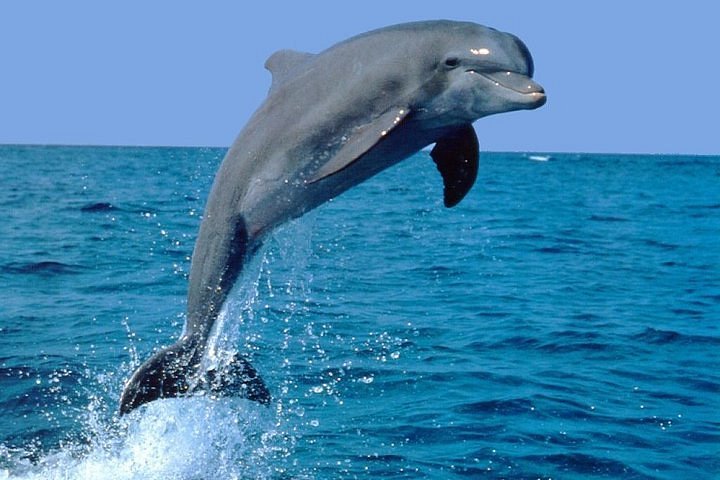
[{"left": 119, "top": 20, "right": 546, "bottom": 414}]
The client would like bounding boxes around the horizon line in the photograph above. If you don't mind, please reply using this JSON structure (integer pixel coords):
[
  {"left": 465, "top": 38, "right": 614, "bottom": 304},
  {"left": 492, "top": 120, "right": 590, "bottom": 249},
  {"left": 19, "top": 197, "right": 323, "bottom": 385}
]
[{"left": 0, "top": 142, "right": 716, "bottom": 158}]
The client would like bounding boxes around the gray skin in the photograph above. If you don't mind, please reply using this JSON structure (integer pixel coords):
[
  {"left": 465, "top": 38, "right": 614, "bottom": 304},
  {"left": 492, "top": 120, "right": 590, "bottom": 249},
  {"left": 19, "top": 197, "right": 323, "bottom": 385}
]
[{"left": 119, "top": 20, "right": 546, "bottom": 414}]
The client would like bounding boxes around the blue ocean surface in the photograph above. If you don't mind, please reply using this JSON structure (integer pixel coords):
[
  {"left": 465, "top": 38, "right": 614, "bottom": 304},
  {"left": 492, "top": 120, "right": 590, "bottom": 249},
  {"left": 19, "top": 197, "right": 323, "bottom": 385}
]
[{"left": 0, "top": 145, "right": 718, "bottom": 479}]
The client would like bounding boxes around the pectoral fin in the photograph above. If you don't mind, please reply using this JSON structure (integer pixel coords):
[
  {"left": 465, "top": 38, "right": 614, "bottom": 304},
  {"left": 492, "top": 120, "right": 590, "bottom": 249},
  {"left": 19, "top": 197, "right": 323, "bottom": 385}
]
[
  {"left": 307, "top": 107, "right": 410, "bottom": 183},
  {"left": 430, "top": 124, "right": 479, "bottom": 208}
]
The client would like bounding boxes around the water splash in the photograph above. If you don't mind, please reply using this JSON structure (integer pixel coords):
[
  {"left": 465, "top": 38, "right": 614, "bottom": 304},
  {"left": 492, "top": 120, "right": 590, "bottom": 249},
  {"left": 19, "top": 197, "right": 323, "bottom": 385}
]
[
  {"left": 196, "top": 244, "right": 268, "bottom": 381},
  {"left": 1, "top": 217, "right": 322, "bottom": 480},
  {"left": 1, "top": 397, "right": 287, "bottom": 480}
]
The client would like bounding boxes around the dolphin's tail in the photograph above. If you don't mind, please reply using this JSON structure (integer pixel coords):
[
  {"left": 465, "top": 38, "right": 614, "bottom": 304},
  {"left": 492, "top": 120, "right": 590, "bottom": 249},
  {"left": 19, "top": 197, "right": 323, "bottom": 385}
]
[{"left": 119, "top": 338, "right": 270, "bottom": 415}]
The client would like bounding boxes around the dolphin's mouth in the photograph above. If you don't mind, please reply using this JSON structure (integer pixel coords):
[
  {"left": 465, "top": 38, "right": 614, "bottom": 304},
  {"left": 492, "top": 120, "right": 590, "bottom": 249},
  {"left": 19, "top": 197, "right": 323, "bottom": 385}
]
[{"left": 470, "top": 70, "right": 545, "bottom": 96}]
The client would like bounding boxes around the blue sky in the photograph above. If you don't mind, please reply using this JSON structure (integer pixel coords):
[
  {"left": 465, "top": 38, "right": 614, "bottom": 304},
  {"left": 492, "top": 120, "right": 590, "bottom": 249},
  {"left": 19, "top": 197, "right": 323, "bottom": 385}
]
[{"left": 1, "top": 1, "right": 718, "bottom": 154}]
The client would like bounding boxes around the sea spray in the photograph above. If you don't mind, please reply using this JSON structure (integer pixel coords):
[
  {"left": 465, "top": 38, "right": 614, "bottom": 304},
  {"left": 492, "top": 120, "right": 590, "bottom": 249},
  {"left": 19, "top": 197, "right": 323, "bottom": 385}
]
[
  {"left": 1, "top": 398, "right": 281, "bottom": 480},
  {"left": 1, "top": 217, "right": 322, "bottom": 480}
]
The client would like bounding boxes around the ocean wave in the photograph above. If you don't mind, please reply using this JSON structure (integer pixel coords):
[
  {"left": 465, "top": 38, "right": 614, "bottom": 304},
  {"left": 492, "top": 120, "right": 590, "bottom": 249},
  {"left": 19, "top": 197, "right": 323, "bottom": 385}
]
[
  {"left": 523, "top": 452, "right": 648, "bottom": 478},
  {"left": 1, "top": 261, "right": 85, "bottom": 276},
  {"left": 632, "top": 327, "right": 720, "bottom": 346},
  {"left": 454, "top": 397, "right": 533, "bottom": 415},
  {"left": 79, "top": 202, "right": 117, "bottom": 213},
  {"left": 588, "top": 214, "right": 630, "bottom": 222}
]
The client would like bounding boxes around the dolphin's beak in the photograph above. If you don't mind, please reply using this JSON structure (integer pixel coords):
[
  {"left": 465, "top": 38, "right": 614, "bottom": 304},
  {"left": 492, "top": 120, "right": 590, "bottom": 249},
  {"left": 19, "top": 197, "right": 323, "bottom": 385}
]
[
  {"left": 481, "top": 71, "right": 543, "bottom": 94},
  {"left": 475, "top": 70, "right": 546, "bottom": 107}
]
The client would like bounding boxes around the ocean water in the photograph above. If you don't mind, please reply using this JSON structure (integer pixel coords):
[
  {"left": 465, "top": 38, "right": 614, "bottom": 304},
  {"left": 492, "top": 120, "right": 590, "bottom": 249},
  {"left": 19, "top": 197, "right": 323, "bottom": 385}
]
[{"left": 0, "top": 145, "right": 718, "bottom": 479}]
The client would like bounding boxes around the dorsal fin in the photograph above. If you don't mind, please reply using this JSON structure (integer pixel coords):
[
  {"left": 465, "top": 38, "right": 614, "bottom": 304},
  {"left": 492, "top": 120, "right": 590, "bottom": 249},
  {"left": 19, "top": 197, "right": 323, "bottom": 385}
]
[{"left": 264, "top": 49, "right": 315, "bottom": 93}]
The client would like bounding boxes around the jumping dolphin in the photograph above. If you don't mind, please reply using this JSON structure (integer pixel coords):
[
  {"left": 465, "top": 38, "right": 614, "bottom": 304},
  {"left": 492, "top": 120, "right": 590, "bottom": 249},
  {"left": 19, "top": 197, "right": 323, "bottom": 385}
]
[{"left": 119, "top": 20, "right": 546, "bottom": 414}]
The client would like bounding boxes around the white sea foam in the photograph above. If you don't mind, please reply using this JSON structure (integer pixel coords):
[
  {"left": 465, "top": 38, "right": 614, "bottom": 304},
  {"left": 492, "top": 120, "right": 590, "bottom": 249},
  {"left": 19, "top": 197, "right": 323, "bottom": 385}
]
[{"left": 3, "top": 395, "right": 291, "bottom": 479}]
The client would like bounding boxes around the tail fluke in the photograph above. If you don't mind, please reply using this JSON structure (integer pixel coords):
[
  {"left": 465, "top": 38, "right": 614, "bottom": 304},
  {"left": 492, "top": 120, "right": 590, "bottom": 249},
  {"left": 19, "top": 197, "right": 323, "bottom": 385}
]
[
  {"left": 119, "top": 339, "right": 270, "bottom": 415},
  {"left": 201, "top": 353, "right": 271, "bottom": 405},
  {"left": 119, "top": 341, "right": 194, "bottom": 415}
]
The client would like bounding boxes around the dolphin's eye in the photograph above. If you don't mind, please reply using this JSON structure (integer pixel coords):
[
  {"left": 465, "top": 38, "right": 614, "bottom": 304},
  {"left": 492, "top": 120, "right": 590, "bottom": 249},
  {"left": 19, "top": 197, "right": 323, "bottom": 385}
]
[{"left": 444, "top": 57, "right": 460, "bottom": 68}]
